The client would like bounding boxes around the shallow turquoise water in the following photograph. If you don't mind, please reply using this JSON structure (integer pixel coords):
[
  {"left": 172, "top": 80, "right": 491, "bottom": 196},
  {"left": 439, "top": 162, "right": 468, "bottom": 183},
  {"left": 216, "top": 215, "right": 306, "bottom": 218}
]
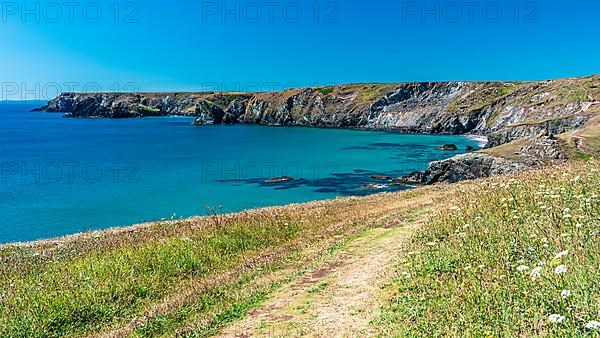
[{"left": 0, "top": 104, "right": 478, "bottom": 243}]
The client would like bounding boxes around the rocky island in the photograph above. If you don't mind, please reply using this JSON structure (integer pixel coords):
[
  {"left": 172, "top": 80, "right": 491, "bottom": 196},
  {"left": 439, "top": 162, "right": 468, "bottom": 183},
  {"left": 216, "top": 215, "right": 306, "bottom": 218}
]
[{"left": 37, "top": 75, "right": 600, "bottom": 183}]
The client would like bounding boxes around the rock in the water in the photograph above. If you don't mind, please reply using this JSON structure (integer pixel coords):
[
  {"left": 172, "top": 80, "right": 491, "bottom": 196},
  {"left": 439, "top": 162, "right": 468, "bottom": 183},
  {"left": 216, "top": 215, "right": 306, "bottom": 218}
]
[
  {"left": 436, "top": 144, "right": 458, "bottom": 151},
  {"left": 466, "top": 145, "right": 476, "bottom": 151},
  {"left": 265, "top": 176, "right": 294, "bottom": 183},
  {"left": 394, "top": 171, "right": 429, "bottom": 184}
]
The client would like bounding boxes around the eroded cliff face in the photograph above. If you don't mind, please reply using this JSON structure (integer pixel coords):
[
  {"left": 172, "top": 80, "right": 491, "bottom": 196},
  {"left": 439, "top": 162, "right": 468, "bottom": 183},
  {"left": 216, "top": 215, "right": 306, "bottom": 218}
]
[
  {"left": 38, "top": 92, "right": 254, "bottom": 121},
  {"left": 37, "top": 76, "right": 600, "bottom": 183},
  {"left": 40, "top": 77, "right": 599, "bottom": 136}
]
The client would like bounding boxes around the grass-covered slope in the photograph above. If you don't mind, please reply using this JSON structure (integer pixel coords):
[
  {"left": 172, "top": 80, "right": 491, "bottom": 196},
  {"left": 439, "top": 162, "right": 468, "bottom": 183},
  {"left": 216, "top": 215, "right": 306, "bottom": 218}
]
[
  {"left": 0, "top": 188, "right": 444, "bottom": 337},
  {"left": 379, "top": 160, "right": 599, "bottom": 336},
  {"left": 1, "top": 161, "right": 598, "bottom": 337}
]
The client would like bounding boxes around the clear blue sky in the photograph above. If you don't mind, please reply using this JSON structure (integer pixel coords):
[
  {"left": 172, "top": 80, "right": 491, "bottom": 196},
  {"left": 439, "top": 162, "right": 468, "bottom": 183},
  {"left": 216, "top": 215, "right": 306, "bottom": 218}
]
[{"left": 1, "top": 0, "right": 599, "bottom": 98}]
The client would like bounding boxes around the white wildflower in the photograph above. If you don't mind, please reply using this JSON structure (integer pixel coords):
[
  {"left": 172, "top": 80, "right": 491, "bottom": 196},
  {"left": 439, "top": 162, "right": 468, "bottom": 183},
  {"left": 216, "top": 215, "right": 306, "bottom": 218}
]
[
  {"left": 561, "top": 289, "right": 571, "bottom": 299},
  {"left": 562, "top": 214, "right": 572, "bottom": 219},
  {"left": 586, "top": 321, "right": 600, "bottom": 330},
  {"left": 563, "top": 208, "right": 571, "bottom": 213},
  {"left": 426, "top": 242, "right": 436, "bottom": 246},
  {"left": 530, "top": 267, "right": 542, "bottom": 280},
  {"left": 554, "top": 250, "right": 569, "bottom": 260},
  {"left": 548, "top": 314, "right": 566, "bottom": 323},
  {"left": 516, "top": 265, "right": 529, "bottom": 272},
  {"left": 555, "top": 265, "right": 567, "bottom": 274}
]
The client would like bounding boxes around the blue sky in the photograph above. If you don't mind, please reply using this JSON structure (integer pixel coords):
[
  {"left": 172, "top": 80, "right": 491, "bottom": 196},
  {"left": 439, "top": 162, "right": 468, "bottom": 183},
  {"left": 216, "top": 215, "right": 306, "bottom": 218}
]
[{"left": 1, "top": 0, "right": 599, "bottom": 98}]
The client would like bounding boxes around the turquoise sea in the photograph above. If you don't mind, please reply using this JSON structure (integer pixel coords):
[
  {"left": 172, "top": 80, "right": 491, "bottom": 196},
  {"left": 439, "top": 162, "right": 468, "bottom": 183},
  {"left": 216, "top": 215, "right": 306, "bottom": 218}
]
[{"left": 0, "top": 104, "right": 478, "bottom": 243}]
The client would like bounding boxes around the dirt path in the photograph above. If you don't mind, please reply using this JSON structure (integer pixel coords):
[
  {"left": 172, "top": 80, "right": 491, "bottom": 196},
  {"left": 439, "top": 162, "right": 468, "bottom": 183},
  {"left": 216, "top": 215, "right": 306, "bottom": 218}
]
[{"left": 217, "top": 213, "right": 426, "bottom": 337}]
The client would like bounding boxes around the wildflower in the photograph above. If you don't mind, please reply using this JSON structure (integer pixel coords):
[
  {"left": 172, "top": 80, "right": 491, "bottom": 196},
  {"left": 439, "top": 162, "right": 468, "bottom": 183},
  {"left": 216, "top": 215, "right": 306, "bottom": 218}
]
[
  {"left": 562, "top": 214, "right": 572, "bottom": 219},
  {"left": 554, "top": 250, "right": 569, "bottom": 260},
  {"left": 586, "top": 321, "right": 600, "bottom": 330},
  {"left": 516, "top": 265, "right": 529, "bottom": 272},
  {"left": 548, "top": 314, "right": 566, "bottom": 323},
  {"left": 561, "top": 289, "right": 571, "bottom": 299},
  {"left": 478, "top": 264, "right": 485, "bottom": 269},
  {"left": 530, "top": 267, "right": 542, "bottom": 280},
  {"left": 426, "top": 242, "right": 436, "bottom": 246},
  {"left": 563, "top": 208, "right": 571, "bottom": 213},
  {"left": 463, "top": 224, "right": 470, "bottom": 229},
  {"left": 555, "top": 265, "right": 567, "bottom": 274}
]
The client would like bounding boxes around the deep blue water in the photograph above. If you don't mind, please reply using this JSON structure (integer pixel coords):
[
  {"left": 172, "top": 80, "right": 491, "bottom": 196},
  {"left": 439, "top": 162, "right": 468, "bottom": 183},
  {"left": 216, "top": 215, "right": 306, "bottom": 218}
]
[{"left": 0, "top": 104, "right": 478, "bottom": 243}]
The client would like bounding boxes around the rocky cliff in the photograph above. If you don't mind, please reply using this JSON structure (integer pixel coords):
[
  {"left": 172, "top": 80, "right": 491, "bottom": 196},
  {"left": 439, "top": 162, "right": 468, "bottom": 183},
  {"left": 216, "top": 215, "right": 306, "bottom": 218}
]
[{"left": 37, "top": 75, "right": 600, "bottom": 183}]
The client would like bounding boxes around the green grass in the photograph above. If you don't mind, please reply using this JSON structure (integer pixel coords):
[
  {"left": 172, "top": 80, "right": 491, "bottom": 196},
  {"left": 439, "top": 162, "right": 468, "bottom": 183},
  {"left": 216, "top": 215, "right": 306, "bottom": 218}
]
[
  {"left": 378, "top": 160, "right": 600, "bottom": 336},
  {"left": 314, "top": 87, "right": 335, "bottom": 96},
  {"left": 0, "top": 218, "right": 305, "bottom": 337},
  {"left": 136, "top": 104, "right": 160, "bottom": 113},
  {"left": 0, "top": 192, "right": 417, "bottom": 337}
]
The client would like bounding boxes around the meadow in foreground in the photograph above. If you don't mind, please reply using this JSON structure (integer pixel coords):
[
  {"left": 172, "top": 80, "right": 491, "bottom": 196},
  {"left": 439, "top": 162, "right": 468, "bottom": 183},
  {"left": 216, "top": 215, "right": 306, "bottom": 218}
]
[
  {"left": 0, "top": 184, "right": 437, "bottom": 337},
  {"left": 379, "top": 160, "right": 600, "bottom": 336}
]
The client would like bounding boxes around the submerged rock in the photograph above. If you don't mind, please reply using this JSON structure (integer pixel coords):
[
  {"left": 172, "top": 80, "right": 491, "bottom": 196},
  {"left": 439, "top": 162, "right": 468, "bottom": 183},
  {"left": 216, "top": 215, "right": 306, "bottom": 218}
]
[
  {"left": 466, "top": 145, "right": 476, "bottom": 151},
  {"left": 265, "top": 176, "right": 294, "bottom": 183}
]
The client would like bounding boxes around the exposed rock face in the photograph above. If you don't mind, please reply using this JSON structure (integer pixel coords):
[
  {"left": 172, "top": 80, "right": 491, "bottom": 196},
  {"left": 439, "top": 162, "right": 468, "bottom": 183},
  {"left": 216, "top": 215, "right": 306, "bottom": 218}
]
[
  {"left": 39, "top": 92, "right": 253, "bottom": 121},
  {"left": 36, "top": 75, "right": 600, "bottom": 184},
  {"left": 427, "top": 153, "right": 529, "bottom": 184},
  {"left": 486, "top": 114, "right": 591, "bottom": 148},
  {"left": 39, "top": 77, "right": 599, "bottom": 137}
]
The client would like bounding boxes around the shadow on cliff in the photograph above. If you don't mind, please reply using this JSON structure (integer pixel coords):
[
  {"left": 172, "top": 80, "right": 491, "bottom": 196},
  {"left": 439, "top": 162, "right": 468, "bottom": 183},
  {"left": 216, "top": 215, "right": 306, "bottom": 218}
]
[{"left": 217, "top": 168, "right": 421, "bottom": 196}]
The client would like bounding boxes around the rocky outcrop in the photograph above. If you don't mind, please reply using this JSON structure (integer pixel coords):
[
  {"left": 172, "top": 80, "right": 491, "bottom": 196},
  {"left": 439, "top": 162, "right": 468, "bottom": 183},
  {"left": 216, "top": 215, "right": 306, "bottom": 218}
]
[
  {"left": 486, "top": 114, "right": 592, "bottom": 148},
  {"left": 38, "top": 92, "right": 253, "bottom": 122},
  {"left": 436, "top": 144, "right": 458, "bottom": 151},
  {"left": 427, "top": 153, "right": 529, "bottom": 184},
  {"left": 398, "top": 132, "right": 569, "bottom": 184}
]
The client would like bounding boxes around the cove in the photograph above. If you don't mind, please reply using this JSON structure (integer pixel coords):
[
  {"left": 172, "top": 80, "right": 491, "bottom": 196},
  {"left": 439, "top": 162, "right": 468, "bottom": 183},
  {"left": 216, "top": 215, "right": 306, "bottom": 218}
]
[{"left": 0, "top": 104, "right": 478, "bottom": 243}]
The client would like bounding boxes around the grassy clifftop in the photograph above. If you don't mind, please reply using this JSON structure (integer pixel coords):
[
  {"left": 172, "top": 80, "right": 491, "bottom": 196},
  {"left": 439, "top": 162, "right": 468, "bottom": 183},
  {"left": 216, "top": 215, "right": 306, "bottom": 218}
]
[
  {"left": 1, "top": 160, "right": 598, "bottom": 336},
  {"left": 379, "top": 160, "right": 599, "bottom": 336}
]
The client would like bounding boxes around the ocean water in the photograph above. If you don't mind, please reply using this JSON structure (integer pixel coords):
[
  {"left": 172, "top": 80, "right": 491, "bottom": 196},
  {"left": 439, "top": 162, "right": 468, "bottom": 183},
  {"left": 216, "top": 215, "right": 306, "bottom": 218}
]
[{"left": 0, "top": 104, "right": 478, "bottom": 243}]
